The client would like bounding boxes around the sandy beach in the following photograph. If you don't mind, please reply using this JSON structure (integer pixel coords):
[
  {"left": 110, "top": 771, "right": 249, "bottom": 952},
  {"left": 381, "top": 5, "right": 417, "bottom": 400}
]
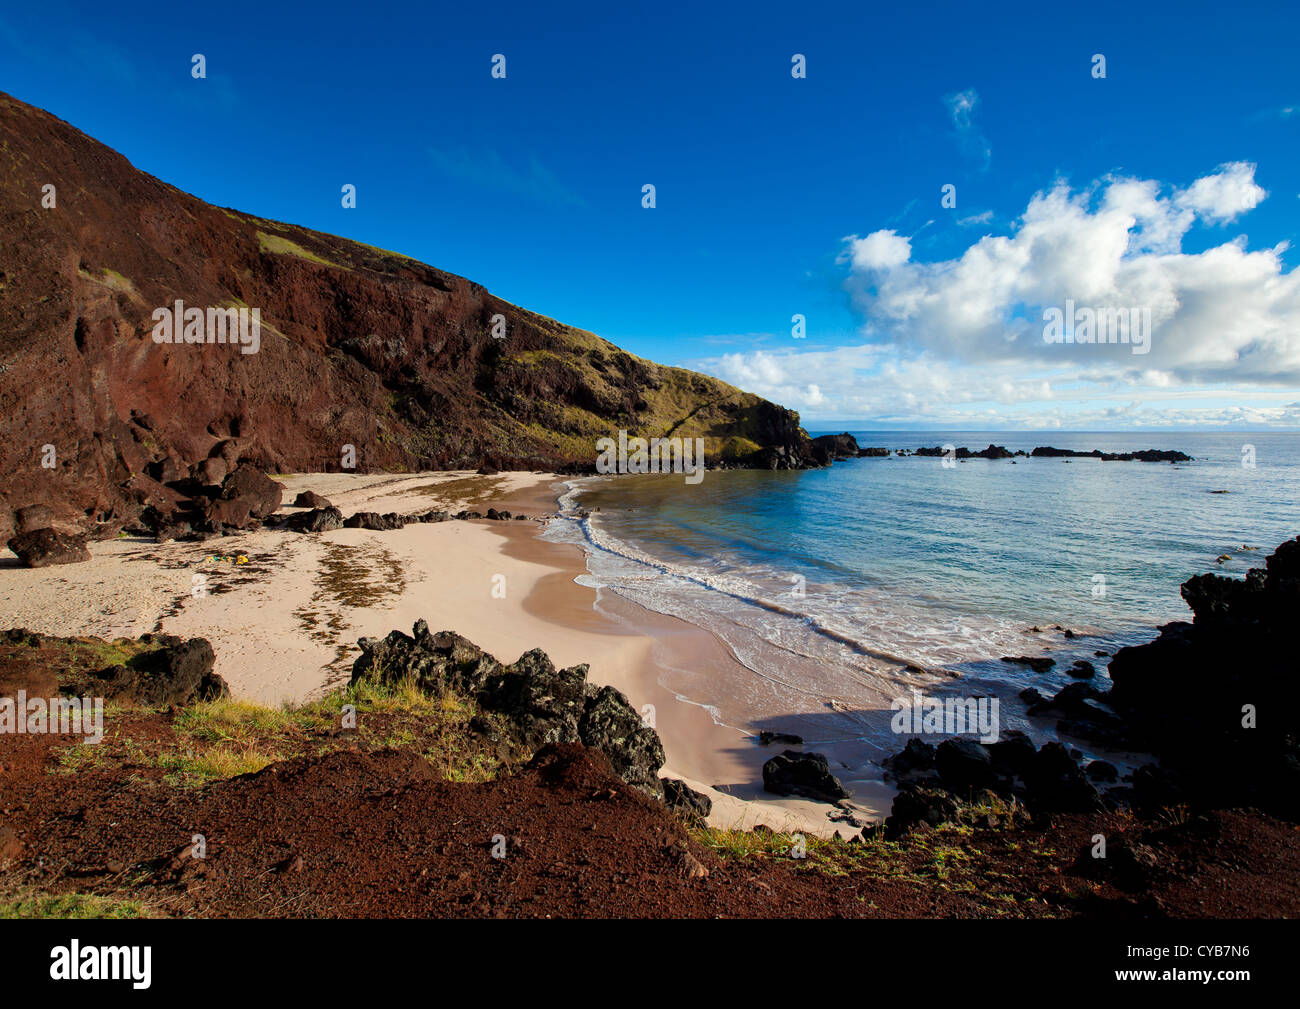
[{"left": 0, "top": 470, "right": 886, "bottom": 837}]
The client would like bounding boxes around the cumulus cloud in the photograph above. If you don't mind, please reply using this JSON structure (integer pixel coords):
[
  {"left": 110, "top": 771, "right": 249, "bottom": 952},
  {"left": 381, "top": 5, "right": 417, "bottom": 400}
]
[
  {"left": 1174, "top": 161, "right": 1266, "bottom": 222},
  {"left": 845, "top": 229, "right": 912, "bottom": 270},
  {"left": 695, "top": 164, "right": 1300, "bottom": 426},
  {"left": 703, "top": 342, "right": 1300, "bottom": 427},
  {"left": 837, "top": 162, "right": 1296, "bottom": 384}
]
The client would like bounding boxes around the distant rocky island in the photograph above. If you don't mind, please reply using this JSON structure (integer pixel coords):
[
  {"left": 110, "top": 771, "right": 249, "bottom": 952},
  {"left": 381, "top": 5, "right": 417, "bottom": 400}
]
[{"left": 810, "top": 433, "right": 1193, "bottom": 463}]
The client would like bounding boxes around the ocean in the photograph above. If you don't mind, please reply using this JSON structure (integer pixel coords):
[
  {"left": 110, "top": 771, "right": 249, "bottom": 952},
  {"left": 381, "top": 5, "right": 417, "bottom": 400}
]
[{"left": 542, "top": 431, "right": 1300, "bottom": 778}]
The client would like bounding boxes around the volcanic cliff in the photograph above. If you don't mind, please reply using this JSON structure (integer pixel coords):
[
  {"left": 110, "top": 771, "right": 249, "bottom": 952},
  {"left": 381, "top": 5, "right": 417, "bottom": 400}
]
[{"left": 0, "top": 92, "right": 816, "bottom": 540}]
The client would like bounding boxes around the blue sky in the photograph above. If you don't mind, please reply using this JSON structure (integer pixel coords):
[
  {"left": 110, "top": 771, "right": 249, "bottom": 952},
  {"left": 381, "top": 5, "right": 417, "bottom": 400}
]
[{"left": 2, "top": 0, "right": 1297, "bottom": 428}]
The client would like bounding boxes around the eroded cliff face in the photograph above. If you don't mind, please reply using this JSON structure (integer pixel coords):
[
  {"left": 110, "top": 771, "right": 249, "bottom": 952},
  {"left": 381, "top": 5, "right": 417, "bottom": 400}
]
[{"left": 0, "top": 92, "right": 814, "bottom": 538}]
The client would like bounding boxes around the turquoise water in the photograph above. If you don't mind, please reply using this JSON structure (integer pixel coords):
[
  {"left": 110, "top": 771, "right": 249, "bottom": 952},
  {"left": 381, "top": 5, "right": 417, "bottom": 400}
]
[{"left": 543, "top": 431, "right": 1300, "bottom": 771}]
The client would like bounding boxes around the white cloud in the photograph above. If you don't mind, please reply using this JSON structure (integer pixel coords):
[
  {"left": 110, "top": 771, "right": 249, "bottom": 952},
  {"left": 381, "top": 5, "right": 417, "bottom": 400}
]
[
  {"left": 944, "top": 88, "right": 991, "bottom": 170},
  {"left": 696, "top": 164, "right": 1300, "bottom": 426},
  {"left": 1174, "top": 161, "right": 1266, "bottom": 222},
  {"left": 836, "top": 162, "right": 1298, "bottom": 385},
  {"left": 844, "top": 229, "right": 912, "bottom": 270}
]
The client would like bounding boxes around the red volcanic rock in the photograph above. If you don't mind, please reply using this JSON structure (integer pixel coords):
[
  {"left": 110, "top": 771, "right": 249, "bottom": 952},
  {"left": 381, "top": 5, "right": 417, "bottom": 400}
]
[
  {"left": 284, "top": 506, "right": 344, "bottom": 532},
  {"left": 219, "top": 465, "right": 283, "bottom": 519},
  {"left": 192, "top": 457, "right": 228, "bottom": 487},
  {"left": 14, "top": 505, "right": 54, "bottom": 534},
  {"left": 0, "top": 92, "right": 817, "bottom": 536},
  {"left": 7, "top": 528, "right": 92, "bottom": 567}
]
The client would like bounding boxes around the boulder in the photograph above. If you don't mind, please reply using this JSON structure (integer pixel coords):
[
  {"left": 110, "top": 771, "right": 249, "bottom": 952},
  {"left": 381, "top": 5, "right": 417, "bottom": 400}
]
[
  {"left": 480, "top": 649, "right": 588, "bottom": 747},
  {"left": 935, "top": 738, "right": 998, "bottom": 790},
  {"left": 191, "top": 457, "right": 228, "bottom": 487},
  {"left": 1086, "top": 760, "right": 1119, "bottom": 783},
  {"left": 202, "top": 496, "right": 253, "bottom": 529},
  {"left": 1099, "top": 536, "right": 1300, "bottom": 818},
  {"left": 153, "top": 521, "right": 195, "bottom": 543},
  {"left": 883, "top": 733, "right": 1105, "bottom": 816},
  {"left": 1021, "top": 742, "right": 1104, "bottom": 813},
  {"left": 577, "top": 684, "right": 666, "bottom": 794},
  {"left": 752, "top": 443, "right": 813, "bottom": 470},
  {"left": 349, "top": 621, "right": 669, "bottom": 794},
  {"left": 292, "top": 490, "right": 332, "bottom": 509},
  {"left": 762, "top": 750, "right": 850, "bottom": 802},
  {"left": 1000, "top": 655, "right": 1055, "bottom": 672},
  {"left": 986, "top": 730, "right": 1036, "bottom": 778},
  {"left": 14, "top": 504, "right": 54, "bottom": 534},
  {"left": 7, "top": 528, "right": 91, "bottom": 567},
  {"left": 1026, "top": 681, "right": 1116, "bottom": 725},
  {"left": 810, "top": 433, "right": 859, "bottom": 460},
  {"left": 883, "top": 736, "right": 935, "bottom": 777},
  {"left": 353, "top": 622, "right": 502, "bottom": 698},
  {"left": 92, "top": 636, "right": 228, "bottom": 706},
  {"left": 757, "top": 730, "right": 803, "bottom": 746},
  {"left": 662, "top": 778, "right": 712, "bottom": 821},
  {"left": 344, "top": 511, "right": 405, "bottom": 531},
  {"left": 144, "top": 456, "right": 182, "bottom": 485},
  {"left": 884, "top": 784, "right": 960, "bottom": 837},
  {"left": 285, "top": 506, "right": 344, "bottom": 533},
  {"left": 218, "top": 465, "right": 283, "bottom": 520},
  {"left": 209, "top": 439, "right": 242, "bottom": 468}
]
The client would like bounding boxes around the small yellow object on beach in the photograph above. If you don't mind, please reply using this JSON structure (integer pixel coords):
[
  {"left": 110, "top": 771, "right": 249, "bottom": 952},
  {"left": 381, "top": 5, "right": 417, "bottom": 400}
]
[{"left": 236, "top": 555, "right": 248, "bottom": 564}]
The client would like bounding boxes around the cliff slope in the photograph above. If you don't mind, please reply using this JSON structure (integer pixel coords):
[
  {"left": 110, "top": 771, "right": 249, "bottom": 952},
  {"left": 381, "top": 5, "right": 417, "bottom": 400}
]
[{"left": 0, "top": 92, "right": 813, "bottom": 537}]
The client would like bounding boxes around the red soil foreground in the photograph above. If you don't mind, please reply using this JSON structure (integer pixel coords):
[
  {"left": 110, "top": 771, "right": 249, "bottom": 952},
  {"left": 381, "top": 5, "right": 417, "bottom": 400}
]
[{"left": 3, "top": 722, "right": 1298, "bottom": 919}]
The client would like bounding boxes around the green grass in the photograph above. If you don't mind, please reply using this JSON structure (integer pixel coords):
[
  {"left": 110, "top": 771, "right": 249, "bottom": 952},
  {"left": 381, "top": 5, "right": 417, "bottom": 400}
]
[
  {"left": 126, "top": 670, "right": 506, "bottom": 787},
  {"left": 256, "top": 231, "right": 345, "bottom": 268},
  {"left": 690, "top": 802, "right": 1039, "bottom": 914},
  {"left": 357, "top": 240, "right": 420, "bottom": 263},
  {"left": 75, "top": 266, "right": 138, "bottom": 298},
  {"left": 336, "top": 673, "right": 443, "bottom": 715},
  {"left": 67, "top": 637, "right": 156, "bottom": 671},
  {"left": 159, "top": 743, "right": 281, "bottom": 786},
  {"left": 690, "top": 825, "right": 913, "bottom": 879},
  {"left": 0, "top": 892, "right": 154, "bottom": 919},
  {"left": 173, "top": 698, "right": 301, "bottom": 743},
  {"left": 51, "top": 742, "right": 113, "bottom": 774}
]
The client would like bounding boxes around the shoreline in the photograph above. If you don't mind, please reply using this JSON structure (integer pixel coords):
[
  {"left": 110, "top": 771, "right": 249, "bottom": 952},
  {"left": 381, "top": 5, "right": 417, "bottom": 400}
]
[
  {"left": 0, "top": 470, "right": 882, "bottom": 837},
  {"left": 499, "top": 520, "right": 893, "bottom": 835}
]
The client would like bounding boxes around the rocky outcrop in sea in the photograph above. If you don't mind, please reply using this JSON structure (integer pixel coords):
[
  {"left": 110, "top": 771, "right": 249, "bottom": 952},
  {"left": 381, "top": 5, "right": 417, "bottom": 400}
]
[{"left": 882, "top": 533, "right": 1300, "bottom": 832}]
